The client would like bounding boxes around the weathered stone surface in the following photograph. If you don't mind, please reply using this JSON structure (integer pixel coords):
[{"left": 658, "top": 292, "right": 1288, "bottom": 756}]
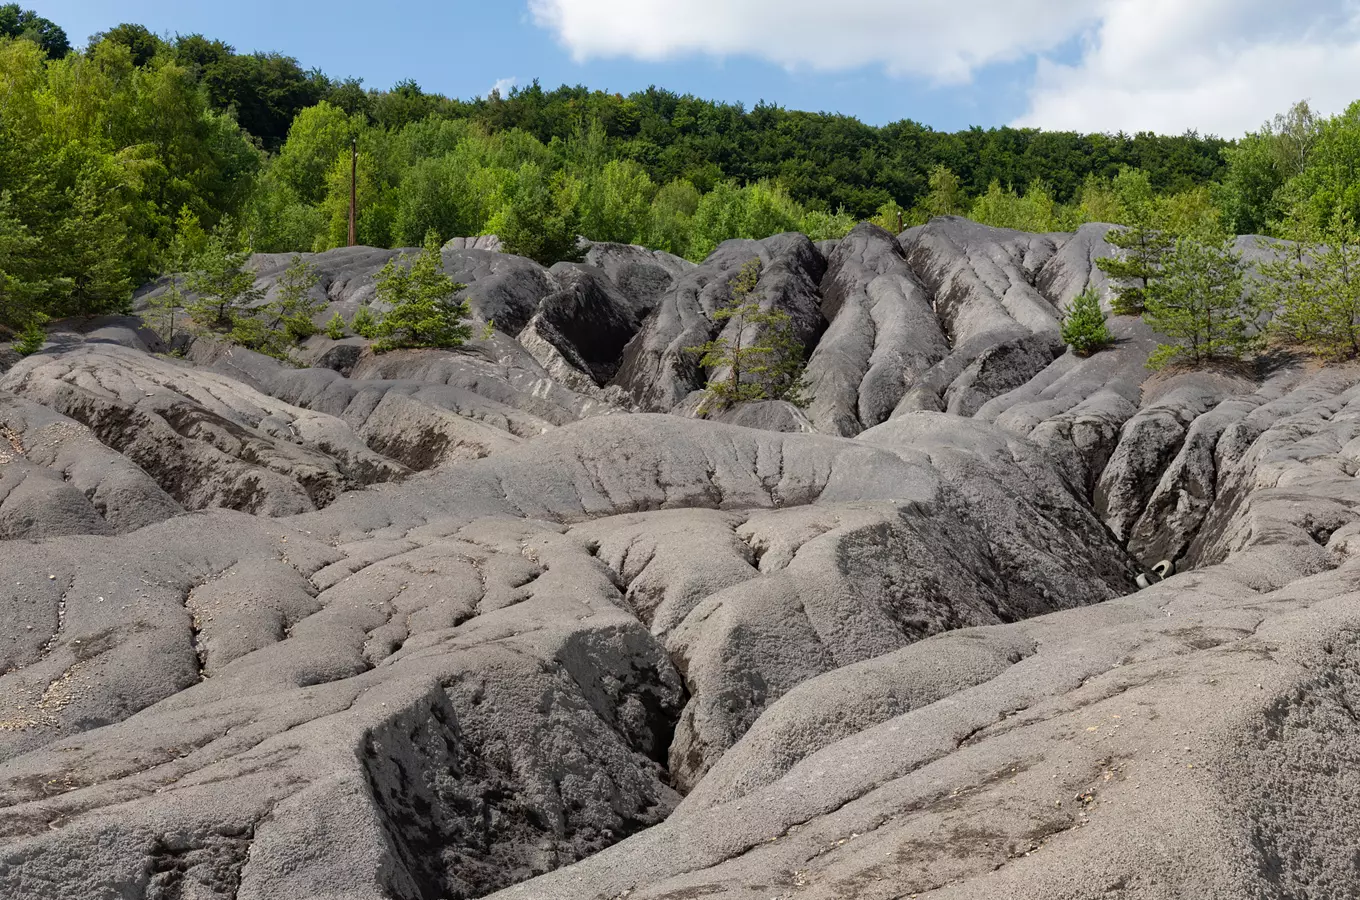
[
  {"left": 524, "top": 263, "right": 658, "bottom": 386},
  {"left": 1095, "top": 371, "right": 1259, "bottom": 545},
  {"left": 803, "top": 224, "right": 949, "bottom": 436},
  {"left": 611, "top": 234, "right": 828, "bottom": 412},
  {"left": 582, "top": 241, "right": 694, "bottom": 312},
  {"left": 9, "top": 223, "right": 1360, "bottom": 900},
  {"left": 443, "top": 234, "right": 503, "bottom": 253}
]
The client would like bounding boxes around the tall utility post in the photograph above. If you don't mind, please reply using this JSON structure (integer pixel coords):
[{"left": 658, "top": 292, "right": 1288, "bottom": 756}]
[{"left": 347, "top": 135, "right": 358, "bottom": 247}]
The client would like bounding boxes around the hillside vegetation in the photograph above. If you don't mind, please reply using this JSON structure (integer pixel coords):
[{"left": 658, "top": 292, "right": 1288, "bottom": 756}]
[{"left": 0, "top": 5, "right": 1350, "bottom": 339}]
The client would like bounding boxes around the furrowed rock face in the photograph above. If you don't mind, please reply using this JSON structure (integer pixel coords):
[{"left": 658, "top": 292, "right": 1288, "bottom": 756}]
[
  {"left": 611, "top": 233, "right": 828, "bottom": 412},
  {"left": 4, "top": 221, "right": 1360, "bottom": 900}
]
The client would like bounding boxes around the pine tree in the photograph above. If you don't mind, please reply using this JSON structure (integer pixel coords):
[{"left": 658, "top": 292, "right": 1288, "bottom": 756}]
[
  {"left": 1097, "top": 172, "right": 1175, "bottom": 316},
  {"left": 14, "top": 320, "right": 45, "bottom": 356},
  {"left": 184, "top": 230, "right": 264, "bottom": 331},
  {"left": 56, "top": 168, "right": 134, "bottom": 318},
  {"left": 324, "top": 312, "right": 346, "bottom": 340},
  {"left": 686, "top": 258, "right": 811, "bottom": 412},
  {"left": 1061, "top": 287, "right": 1115, "bottom": 356},
  {"left": 0, "top": 192, "right": 47, "bottom": 333},
  {"left": 371, "top": 232, "right": 472, "bottom": 353},
  {"left": 1145, "top": 237, "right": 1257, "bottom": 370},
  {"left": 144, "top": 209, "right": 209, "bottom": 345},
  {"left": 1258, "top": 235, "right": 1323, "bottom": 349},
  {"left": 351, "top": 305, "right": 381, "bottom": 338},
  {"left": 1265, "top": 214, "right": 1360, "bottom": 359},
  {"left": 230, "top": 256, "right": 324, "bottom": 358}
]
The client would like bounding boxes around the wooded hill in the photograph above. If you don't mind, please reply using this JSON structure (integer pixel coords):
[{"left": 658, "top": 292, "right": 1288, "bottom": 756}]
[{"left": 0, "top": 4, "right": 1350, "bottom": 333}]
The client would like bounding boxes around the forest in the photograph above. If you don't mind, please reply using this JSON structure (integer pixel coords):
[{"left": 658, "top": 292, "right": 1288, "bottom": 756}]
[{"left": 0, "top": 4, "right": 1356, "bottom": 353}]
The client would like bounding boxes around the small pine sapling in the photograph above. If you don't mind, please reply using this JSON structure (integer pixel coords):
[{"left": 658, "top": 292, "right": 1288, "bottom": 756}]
[
  {"left": 1061, "top": 288, "right": 1115, "bottom": 356},
  {"left": 685, "top": 258, "right": 812, "bottom": 413},
  {"left": 230, "top": 256, "right": 324, "bottom": 358},
  {"left": 14, "top": 317, "right": 46, "bottom": 356},
  {"left": 351, "top": 305, "right": 381, "bottom": 339},
  {"left": 184, "top": 231, "right": 263, "bottom": 331},
  {"left": 1145, "top": 237, "right": 1258, "bottom": 370},
  {"left": 325, "top": 312, "right": 347, "bottom": 340},
  {"left": 371, "top": 232, "right": 472, "bottom": 353}
]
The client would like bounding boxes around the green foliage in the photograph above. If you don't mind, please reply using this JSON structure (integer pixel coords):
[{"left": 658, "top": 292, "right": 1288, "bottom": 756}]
[
  {"left": 685, "top": 259, "right": 811, "bottom": 412},
  {"left": 0, "top": 4, "right": 68, "bottom": 57},
  {"left": 231, "top": 255, "right": 324, "bottom": 358},
  {"left": 970, "top": 179, "right": 1059, "bottom": 233},
  {"left": 498, "top": 162, "right": 584, "bottom": 265},
  {"left": 870, "top": 200, "right": 907, "bottom": 234},
  {"left": 1219, "top": 101, "right": 1322, "bottom": 236},
  {"left": 183, "top": 230, "right": 263, "bottom": 331},
  {"left": 1060, "top": 288, "right": 1114, "bottom": 356},
  {"left": 0, "top": 191, "right": 46, "bottom": 331},
  {"left": 686, "top": 179, "right": 823, "bottom": 260},
  {"left": 0, "top": 32, "right": 261, "bottom": 330},
  {"left": 647, "top": 179, "right": 700, "bottom": 257},
  {"left": 57, "top": 163, "right": 135, "bottom": 317},
  {"left": 1262, "top": 214, "right": 1360, "bottom": 359},
  {"left": 324, "top": 312, "right": 346, "bottom": 340},
  {"left": 480, "top": 319, "right": 496, "bottom": 341},
  {"left": 351, "top": 306, "right": 381, "bottom": 339},
  {"left": 1097, "top": 169, "right": 1175, "bottom": 315},
  {"left": 90, "top": 23, "right": 162, "bottom": 66},
  {"left": 579, "top": 159, "right": 655, "bottom": 245},
  {"left": 14, "top": 317, "right": 45, "bottom": 355},
  {"left": 185, "top": 43, "right": 329, "bottom": 151},
  {"left": 370, "top": 232, "right": 472, "bottom": 352},
  {"left": 799, "top": 207, "right": 856, "bottom": 242},
  {"left": 913, "top": 165, "right": 968, "bottom": 221},
  {"left": 142, "top": 208, "right": 209, "bottom": 343},
  {"left": 1144, "top": 237, "right": 1256, "bottom": 370},
  {"left": 1275, "top": 101, "right": 1360, "bottom": 240}
]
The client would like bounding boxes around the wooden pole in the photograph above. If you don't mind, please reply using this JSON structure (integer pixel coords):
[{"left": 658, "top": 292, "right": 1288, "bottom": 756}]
[{"left": 348, "top": 135, "right": 358, "bottom": 247}]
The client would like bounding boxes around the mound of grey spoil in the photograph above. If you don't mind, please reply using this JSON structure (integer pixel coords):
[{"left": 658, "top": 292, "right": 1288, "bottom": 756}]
[{"left": 1, "top": 221, "right": 1356, "bottom": 900}]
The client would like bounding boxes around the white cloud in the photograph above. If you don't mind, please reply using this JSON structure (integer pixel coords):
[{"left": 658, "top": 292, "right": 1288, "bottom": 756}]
[
  {"left": 527, "top": 0, "right": 1099, "bottom": 83},
  {"left": 528, "top": 0, "right": 1360, "bottom": 136},
  {"left": 1015, "top": 0, "right": 1360, "bottom": 135},
  {"left": 488, "top": 77, "right": 519, "bottom": 98}
]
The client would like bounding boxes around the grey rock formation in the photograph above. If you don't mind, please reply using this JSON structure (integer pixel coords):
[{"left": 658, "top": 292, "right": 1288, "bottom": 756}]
[
  {"left": 523, "top": 263, "right": 659, "bottom": 386},
  {"left": 8, "top": 221, "right": 1360, "bottom": 900},
  {"left": 443, "top": 234, "right": 503, "bottom": 253},
  {"left": 611, "top": 233, "right": 828, "bottom": 411},
  {"left": 803, "top": 224, "right": 949, "bottom": 436},
  {"left": 582, "top": 241, "right": 695, "bottom": 311}
]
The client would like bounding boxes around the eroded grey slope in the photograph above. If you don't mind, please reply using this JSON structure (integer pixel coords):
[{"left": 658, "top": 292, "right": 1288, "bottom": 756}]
[{"left": 3, "top": 220, "right": 1359, "bottom": 900}]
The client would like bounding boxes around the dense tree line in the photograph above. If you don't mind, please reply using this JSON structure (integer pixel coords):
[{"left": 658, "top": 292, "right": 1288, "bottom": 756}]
[{"left": 5, "top": 5, "right": 1360, "bottom": 375}]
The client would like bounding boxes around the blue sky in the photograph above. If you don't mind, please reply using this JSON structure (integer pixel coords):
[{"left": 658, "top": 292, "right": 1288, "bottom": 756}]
[{"left": 30, "top": 0, "right": 1360, "bottom": 136}]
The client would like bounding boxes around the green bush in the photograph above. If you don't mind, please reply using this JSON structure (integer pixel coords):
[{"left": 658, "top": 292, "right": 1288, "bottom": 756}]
[
  {"left": 1060, "top": 288, "right": 1114, "bottom": 356},
  {"left": 13, "top": 319, "right": 45, "bottom": 356},
  {"left": 370, "top": 232, "right": 472, "bottom": 353},
  {"left": 324, "top": 312, "right": 346, "bottom": 339},
  {"left": 351, "top": 305, "right": 381, "bottom": 339}
]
